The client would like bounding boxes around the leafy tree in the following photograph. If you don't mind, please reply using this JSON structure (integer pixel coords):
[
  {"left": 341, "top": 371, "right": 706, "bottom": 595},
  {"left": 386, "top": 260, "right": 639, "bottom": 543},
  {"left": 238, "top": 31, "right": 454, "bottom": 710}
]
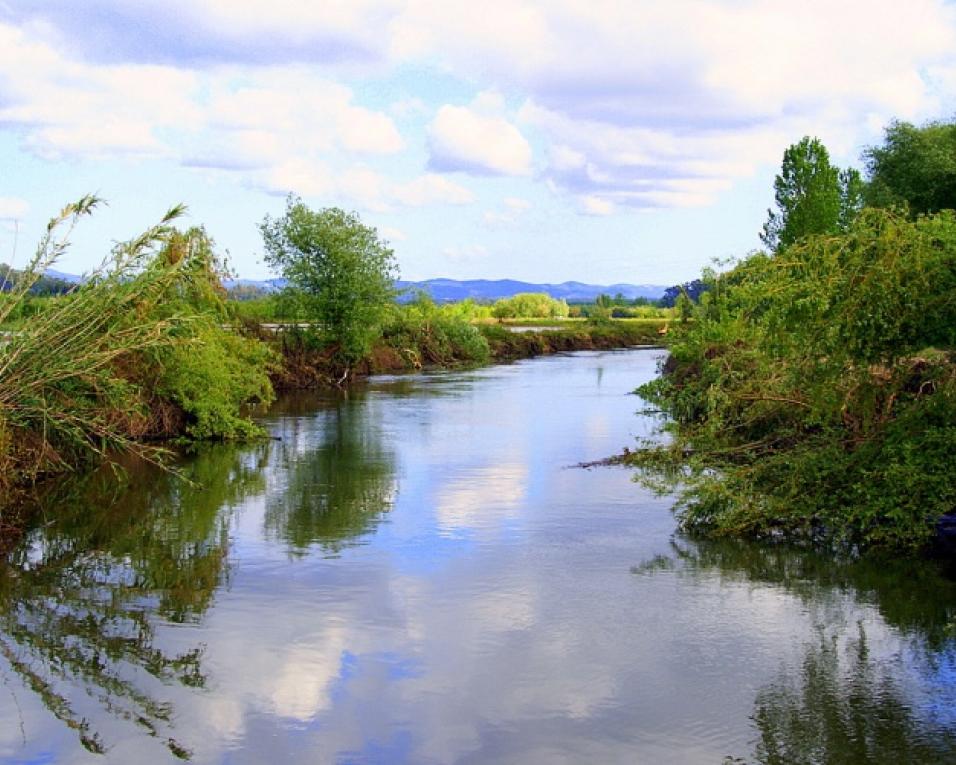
[
  {"left": 761, "top": 137, "right": 843, "bottom": 251},
  {"left": 660, "top": 278, "right": 709, "bottom": 308},
  {"left": 838, "top": 167, "right": 866, "bottom": 229},
  {"left": 259, "top": 197, "right": 398, "bottom": 374},
  {"left": 491, "top": 292, "right": 569, "bottom": 319},
  {"left": 864, "top": 119, "right": 956, "bottom": 216},
  {"left": 674, "top": 291, "right": 693, "bottom": 323},
  {"left": 760, "top": 137, "right": 864, "bottom": 252}
]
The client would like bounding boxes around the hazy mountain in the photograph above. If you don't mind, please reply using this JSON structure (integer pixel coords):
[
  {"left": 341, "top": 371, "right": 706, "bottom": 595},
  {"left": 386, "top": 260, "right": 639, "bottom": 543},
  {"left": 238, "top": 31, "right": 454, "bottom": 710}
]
[
  {"left": 41, "top": 268, "right": 83, "bottom": 283},
  {"left": 53, "top": 271, "right": 667, "bottom": 302},
  {"left": 224, "top": 277, "right": 666, "bottom": 302},
  {"left": 395, "top": 279, "right": 666, "bottom": 302}
]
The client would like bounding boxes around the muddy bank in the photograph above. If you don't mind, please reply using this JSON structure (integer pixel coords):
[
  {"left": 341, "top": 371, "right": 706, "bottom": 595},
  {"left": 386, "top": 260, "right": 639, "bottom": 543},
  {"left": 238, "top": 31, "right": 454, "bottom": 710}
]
[{"left": 271, "top": 322, "right": 665, "bottom": 390}]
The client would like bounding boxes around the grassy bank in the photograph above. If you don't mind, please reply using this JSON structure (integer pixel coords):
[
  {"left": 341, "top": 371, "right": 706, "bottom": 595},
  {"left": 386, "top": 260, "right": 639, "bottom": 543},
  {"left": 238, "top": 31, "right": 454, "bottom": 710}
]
[
  {"left": 0, "top": 200, "right": 275, "bottom": 507},
  {"left": 268, "top": 305, "right": 665, "bottom": 389},
  {"left": 0, "top": 198, "right": 664, "bottom": 542}
]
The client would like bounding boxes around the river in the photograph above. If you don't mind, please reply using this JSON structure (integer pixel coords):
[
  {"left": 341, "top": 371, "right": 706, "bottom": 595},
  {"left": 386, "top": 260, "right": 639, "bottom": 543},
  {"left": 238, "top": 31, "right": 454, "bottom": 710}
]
[{"left": 1, "top": 349, "right": 954, "bottom": 764}]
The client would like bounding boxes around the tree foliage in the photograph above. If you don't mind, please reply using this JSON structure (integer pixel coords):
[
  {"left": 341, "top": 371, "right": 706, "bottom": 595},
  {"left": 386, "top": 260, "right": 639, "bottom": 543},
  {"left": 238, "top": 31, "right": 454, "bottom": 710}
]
[
  {"left": 260, "top": 197, "right": 398, "bottom": 372},
  {"left": 637, "top": 209, "right": 956, "bottom": 550},
  {"left": 491, "top": 292, "right": 570, "bottom": 319},
  {"left": 761, "top": 137, "right": 861, "bottom": 252},
  {"left": 864, "top": 119, "right": 956, "bottom": 216},
  {"left": 660, "top": 279, "right": 710, "bottom": 308}
]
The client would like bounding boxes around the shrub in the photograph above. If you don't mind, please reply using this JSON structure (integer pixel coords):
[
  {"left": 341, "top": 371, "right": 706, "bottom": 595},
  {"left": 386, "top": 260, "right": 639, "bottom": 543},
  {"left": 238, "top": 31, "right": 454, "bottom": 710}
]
[
  {"left": 382, "top": 298, "right": 490, "bottom": 366},
  {"left": 635, "top": 209, "right": 956, "bottom": 550},
  {"left": 0, "top": 198, "right": 275, "bottom": 490}
]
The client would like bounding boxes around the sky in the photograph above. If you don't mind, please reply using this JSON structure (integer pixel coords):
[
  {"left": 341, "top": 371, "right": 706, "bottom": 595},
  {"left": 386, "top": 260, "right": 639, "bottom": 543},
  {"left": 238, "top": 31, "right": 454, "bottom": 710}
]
[{"left": 1, "top": 1, "right": 955, "bottom": 285}]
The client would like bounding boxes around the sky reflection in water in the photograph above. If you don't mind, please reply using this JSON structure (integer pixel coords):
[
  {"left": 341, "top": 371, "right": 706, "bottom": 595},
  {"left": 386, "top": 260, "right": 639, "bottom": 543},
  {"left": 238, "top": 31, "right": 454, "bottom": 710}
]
[{"left": 1, "top": 350, "right": 954, "bottom": 764}]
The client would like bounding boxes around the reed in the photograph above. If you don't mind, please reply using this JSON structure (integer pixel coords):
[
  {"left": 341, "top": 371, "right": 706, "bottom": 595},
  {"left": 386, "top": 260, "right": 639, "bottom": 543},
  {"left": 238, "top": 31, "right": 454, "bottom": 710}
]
[{"left": 0, "top": 197, "right": 269, "bottom": 491}]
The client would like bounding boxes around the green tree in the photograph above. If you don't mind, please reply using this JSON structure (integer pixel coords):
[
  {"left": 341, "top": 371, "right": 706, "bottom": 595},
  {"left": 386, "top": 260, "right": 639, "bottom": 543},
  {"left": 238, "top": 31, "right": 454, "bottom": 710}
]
[
  {"left": 761, "top": 137, "right": 862, "bottom": 252},
  {"left": 259, "top": 197, "right": 398, "bottom": 375},
  {"left": 674, "top": 291, "right": 693, "bottom": 323},
  {"left": 491, "top": 292, "right": 569, "bottom": 319},
  {"left": 838, "top": 167, "right": 865, "bottom": 229},
  {"left": 864, "top": 119, "right": 956, "bottom": 216},
  {"left": 761, "top": 137, "right": 842, "bottom": 251}
]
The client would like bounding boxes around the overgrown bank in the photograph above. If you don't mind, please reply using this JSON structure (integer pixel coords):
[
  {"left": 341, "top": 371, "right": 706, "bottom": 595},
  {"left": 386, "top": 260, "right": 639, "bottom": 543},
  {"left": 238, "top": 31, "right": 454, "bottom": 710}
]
[
  {"left": 630, "top": 120, "right": 956, "bottom": 553},
  {"left": 0, "top": 199, "right": 275, "bottom": 508},
  {"left": 0, "top": 198, "right": 661, "bottom": 538},
  {"left": 267, "top": 313, "right": 663, "bottom": 390}
]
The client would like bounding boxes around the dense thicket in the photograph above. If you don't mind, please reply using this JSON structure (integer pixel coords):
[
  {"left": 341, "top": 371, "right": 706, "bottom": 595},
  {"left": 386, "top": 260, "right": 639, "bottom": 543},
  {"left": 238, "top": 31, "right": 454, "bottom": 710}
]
[
  {"left": 636, "top": 120, "right": 956, "bottom": 551},
  {"left": 0, "top": 199, "right": 274, "bottom": 493}
]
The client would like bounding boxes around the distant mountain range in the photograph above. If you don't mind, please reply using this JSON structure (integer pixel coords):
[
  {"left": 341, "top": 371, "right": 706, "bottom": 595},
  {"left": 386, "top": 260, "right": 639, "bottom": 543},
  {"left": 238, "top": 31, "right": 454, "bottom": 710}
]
[
  {"left": 41, "top": 269, "right": 83, "bottom": 284},
  {"left": 46, "top": 270, "right": 667, "bottom": 302},
  {"left": 224, "top": 277, "right": 667, "bottom": 302}
]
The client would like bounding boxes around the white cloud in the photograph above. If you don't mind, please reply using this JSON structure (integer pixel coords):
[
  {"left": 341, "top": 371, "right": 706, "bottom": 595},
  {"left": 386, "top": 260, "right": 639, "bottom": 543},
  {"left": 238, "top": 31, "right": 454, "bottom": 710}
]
[
  {"left": 380, "top": 226, "right": 407, "bottom": 241},
  {"left": 258, "top": 164, "right": 473, "bottom": 212},
  {"left": 392, "top": 173, "right": 475, "bottom": 206},
  {"left": 261, "top": 160, "right": 335, "bottom": 198},
  {"left": 0, "top": 197, "right": 30, "bottom": 220},
  {"left": 4, "top": 1, "right": 956, "bottom": 218},
  {"left": 427, "top": 93, "right": 533, "bottom": 176},
  {"left": 0, "top": 22, "right": 404, "bottom": 197},
  {"left": 410, "top": 0, "right": 956, "bottom": 209},
  {"left": 0, "top": 24, "right": 198, "bottom": 159},
  {"left": 581, "top": 196, "right": 614, "bottom": 216},
  {"left": 522, "top": 99, "right": 793, "bottom": 209},
  {"left": 483, "top": 196, "right": 532, "bottom": 226}
]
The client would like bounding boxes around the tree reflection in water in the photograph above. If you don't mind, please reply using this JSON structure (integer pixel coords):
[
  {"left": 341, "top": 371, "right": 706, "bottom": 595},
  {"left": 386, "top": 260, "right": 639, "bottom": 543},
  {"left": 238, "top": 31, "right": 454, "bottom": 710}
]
[
  {"left": 0, "top": 394, "right": 400, "bottom": 757},
  {"left": 0, "top": 446, "right": 265, "bottom": 758},
  {"left": 635, "top": 537, "right": 956, "bottom": 765},
  {"left": 264, "top": 396, "right": 397, "bottom": 555},
  {"left": 751, "top": 625, "right": 956, "bottom": 765}
]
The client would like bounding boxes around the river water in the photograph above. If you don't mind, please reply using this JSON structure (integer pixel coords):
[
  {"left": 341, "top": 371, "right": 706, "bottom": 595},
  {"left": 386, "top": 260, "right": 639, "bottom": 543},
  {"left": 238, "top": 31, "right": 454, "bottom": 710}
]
[{"left": 1, "top": 349, "right": 955, "bottom": 764}]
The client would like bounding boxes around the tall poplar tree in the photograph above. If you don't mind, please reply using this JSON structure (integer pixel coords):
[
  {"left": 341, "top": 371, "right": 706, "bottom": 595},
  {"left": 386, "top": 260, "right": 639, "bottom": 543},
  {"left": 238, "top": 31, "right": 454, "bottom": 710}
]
[{"left": 760, "top": 137, "right": 842, "bottom": 252}]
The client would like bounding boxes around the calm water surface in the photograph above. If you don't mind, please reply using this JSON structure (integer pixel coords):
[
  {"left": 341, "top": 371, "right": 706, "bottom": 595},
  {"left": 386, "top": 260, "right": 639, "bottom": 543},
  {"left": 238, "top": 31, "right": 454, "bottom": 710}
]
[{"left": 1, "top": 350, "right": 955, "bottom": 764}]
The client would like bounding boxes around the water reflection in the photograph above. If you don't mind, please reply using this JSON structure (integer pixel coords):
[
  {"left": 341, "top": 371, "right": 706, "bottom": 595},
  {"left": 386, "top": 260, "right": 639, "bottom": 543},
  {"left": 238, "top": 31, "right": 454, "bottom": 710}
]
[
  {"left": 263, "top": 396, "right": 397, "bottom": 555},
  {"left": 1, "top": 351, "right": 954, "bottom": 763},
  {"left": 750, "top": 627, "right": 956, "bottom": 765},
  {"left": 0, "top": 394, "right": 403, "bottom": 758},
  {"left": 0, "top": 447, "right": 263, "bottom": 757},
  {"left": 634, "top": 537, "right": 956, "bottom": 646},
  {"left": 635, "top": 537, "right": 956, "bottom": 764}
]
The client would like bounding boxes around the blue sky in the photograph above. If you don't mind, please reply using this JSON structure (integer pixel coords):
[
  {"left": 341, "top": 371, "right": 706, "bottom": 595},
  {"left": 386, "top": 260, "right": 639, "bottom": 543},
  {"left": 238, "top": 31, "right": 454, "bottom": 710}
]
[{"left": 1, "top": 1, "right": 955, "bottom": 284}]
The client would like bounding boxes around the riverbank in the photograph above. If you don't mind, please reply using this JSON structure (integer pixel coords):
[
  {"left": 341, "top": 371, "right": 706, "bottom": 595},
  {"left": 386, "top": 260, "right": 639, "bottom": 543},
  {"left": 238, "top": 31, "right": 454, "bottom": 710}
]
[
  {"left": 269, "top": 320, "right": 665, "bottom": 390},
  {"left": 632, "top": 210, "right": 956, "bottom": 553},
  {"left": 0, "top": 319, "right": 663, "bottom": 547}
]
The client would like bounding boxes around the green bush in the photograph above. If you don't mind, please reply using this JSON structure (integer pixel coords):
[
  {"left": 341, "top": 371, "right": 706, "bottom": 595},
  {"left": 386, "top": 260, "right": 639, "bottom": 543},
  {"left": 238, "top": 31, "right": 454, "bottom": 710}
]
[
  {"left": 491, "top": 292, "right": 570, "bottom": 319},
  {"left": 635, "top": 209, "right": 956, "bottom": 550},
  {"left": 0, "top": 200, "right": 276, "bottom": 490},
  {"left": 382, "top": 298, "right": 490, "bottom": 365},
  {"left": 157, "top": 324, "right": 275, "bottom": 440}
]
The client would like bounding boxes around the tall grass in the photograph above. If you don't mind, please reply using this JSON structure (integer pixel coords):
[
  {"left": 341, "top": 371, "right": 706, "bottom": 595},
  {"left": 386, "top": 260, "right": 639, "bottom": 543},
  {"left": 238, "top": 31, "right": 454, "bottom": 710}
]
[{"left": 0, "top": 197, "right": 273, "bottom": 492}]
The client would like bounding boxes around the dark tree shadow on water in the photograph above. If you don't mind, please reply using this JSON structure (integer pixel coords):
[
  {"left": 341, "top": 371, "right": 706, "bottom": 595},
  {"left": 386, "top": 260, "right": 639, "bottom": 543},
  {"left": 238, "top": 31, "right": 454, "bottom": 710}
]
[
  {"left": 634, "top": 536, "right": 956, "bottom": 765},
  {"left": 0, "top": 445, "right": 266, "bottom": 758}
]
